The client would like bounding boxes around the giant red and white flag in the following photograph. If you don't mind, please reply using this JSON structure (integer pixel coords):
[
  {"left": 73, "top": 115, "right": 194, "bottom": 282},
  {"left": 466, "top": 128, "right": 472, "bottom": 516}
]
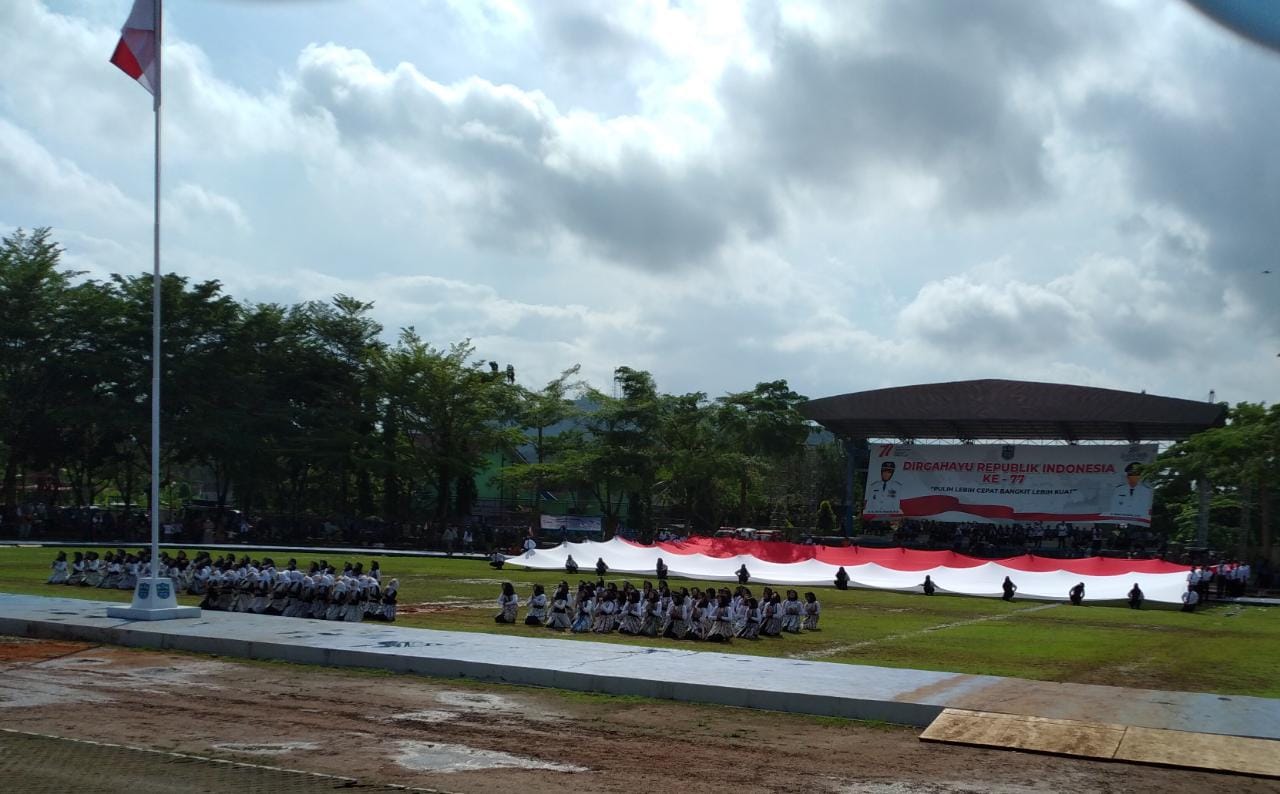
[{"left": 110, "top": 0, "right": 159, "bottom": 98}]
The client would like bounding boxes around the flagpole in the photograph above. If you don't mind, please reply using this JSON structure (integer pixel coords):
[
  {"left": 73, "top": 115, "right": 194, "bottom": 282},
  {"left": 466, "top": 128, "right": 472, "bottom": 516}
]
[
  {"left": 108, "top": 0, "right": 196, "bottom": 619},
  {"left": 149, "top": 0, "right": 162, "bottom": 582}
]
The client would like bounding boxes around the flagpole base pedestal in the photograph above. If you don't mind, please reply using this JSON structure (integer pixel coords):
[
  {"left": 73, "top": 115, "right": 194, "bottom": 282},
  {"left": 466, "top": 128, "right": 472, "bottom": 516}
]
[{"left": 107, "top": 577, "right": 201, "bottom": 621}]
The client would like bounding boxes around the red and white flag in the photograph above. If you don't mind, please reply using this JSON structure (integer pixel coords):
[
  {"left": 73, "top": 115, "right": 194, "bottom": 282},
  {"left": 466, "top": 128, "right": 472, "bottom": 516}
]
[{"left": 110, "top": 0, "right": 160, "bottom": 98}]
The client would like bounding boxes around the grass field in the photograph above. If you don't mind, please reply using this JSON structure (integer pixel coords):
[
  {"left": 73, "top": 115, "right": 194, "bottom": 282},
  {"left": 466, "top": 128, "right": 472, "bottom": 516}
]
[{"left": 3, "top": 545, "right": 1278, "bottom": 698}]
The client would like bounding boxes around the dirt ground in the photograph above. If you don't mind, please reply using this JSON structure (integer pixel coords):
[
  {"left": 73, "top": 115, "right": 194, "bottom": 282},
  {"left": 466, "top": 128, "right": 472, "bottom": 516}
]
[{"left": 0, "top": 636, "right": 1271, "bottom": 793}]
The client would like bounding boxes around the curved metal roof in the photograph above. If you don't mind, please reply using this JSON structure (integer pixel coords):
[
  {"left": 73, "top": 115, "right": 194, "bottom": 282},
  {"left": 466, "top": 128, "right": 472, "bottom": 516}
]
[{"left": 801, "top": 379, "right": 1225, "bottom": 441}]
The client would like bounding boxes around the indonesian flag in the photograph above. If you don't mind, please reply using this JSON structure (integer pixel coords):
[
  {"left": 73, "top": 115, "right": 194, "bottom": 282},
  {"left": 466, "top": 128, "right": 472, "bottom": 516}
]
[{"left": 110, "top": 0, "right": 160, "bottom": 98}]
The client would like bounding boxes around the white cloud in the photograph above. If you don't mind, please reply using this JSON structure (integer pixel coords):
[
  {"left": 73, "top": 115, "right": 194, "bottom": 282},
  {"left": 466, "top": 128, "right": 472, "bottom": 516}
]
[
  {"left": 0, "top": 118, "right": 146, "bottom": 227},
  {"left": 0, "top": 0, "right": 1277, "bottom": 409},
  {"left": 165, "top": 183, "right": 251, "bottom": 233}
]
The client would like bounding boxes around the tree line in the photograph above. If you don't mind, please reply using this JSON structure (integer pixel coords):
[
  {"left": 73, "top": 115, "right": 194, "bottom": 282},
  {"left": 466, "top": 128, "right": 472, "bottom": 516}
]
[
  {"left": 0, "top": 228, "right": 841, "bottom": 540},
  {"left": 2, "top": 228, "right": 1273, "bottom": 554},
  {"left": 1153, "top": 402, "right": 1278, "bottom": 557}
]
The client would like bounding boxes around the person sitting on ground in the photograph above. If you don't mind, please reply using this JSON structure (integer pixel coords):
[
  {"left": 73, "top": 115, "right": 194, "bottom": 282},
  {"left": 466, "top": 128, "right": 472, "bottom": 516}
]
[
  {"left": 1068, "top": 581, "right": 1085, "bottom": 606},
  {"left": 704, "top": 595, "right": 734, "bottom": 643},
  {"left": 592, "top": 590, "right": 617, "bottom": 633},
  {"left": 596, "top": 557, "right": 609, "bottom": 578},
  {"left": 737, "top": 597, "right": 761, "bottom": 639},
  {"left": 526, "top": 583, "right": 548, "bottom": 626},
  {"left": 360, "top": 573, "right": 381, "bottom": 621},
  {"left": 639, "top": 592, "right": 661, "bottom": 637},
  {"left": 736, "top": 564, "right": 750, "bottom": 585},
  {"left": 834, "top": 566, "right": 850, "bottom": 590},
  {"left": 326, "top": 575, "right": 349, "bottom": 621},
  {"left": 66, "top": 552, "right": 86, "bottom": 586},
  {"left": 1001, "top": 576, "right": 1017, "bottom": 602},
  {"left": 780, "top": 589, "right": 803, "bottom": 633},
  {"left": 82, "top": 552, "right": 103, "bottom": 588},
  {"left": 662, "top": 593, "right": 689, "bottom": 639},
  {"left": 686, "top": 596, "right": 707, "bottom": 640},
  {"left": 267, "top": 572, "right": 290, "bottom": 616},
  {"left": 760, "top": 594, "right": 784, "bottom": 637},
  {"left": 922, "top": 575, "right": 936, "bottom": 596},
  {"left": 571, "top": 585, "right": 594, "bottom": 633},
  {"left": 547, "top": 583, "right": 572, "bottom": 630},
  {"left": 655, "top": 558, "right": 667, "bottom": 581},
  {"left": 802, "top": 592, "right": 821, "bottom": 631},
  {"left": 495, "top": 582, "right": 519, "bottom": 623},
  {"left": 1181, "top": 585, "right": 1199, "bottom": 613},
  {"left": 47, "top": 552, "right": 69, "bottom": 584},
  {"left": 100, "top": 553, "right": 121, "bottom": 589},
  {"left": 564, "top": 554, "right": 578, "bottom": 574},
  {"left": 489, "top": 549, "right": 506, "bottom": 570},
  {"left": 618, "top": 590, "right": 643, "bottom": 635},
  {"left": 379, "top": 579, "right": 398, "bottom": 622},
  {"left": 1127, "top": 582, "right": 1144, "bottom": 610}
]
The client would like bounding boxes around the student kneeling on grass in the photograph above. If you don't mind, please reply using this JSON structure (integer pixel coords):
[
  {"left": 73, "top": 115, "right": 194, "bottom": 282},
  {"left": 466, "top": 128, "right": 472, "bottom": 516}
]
[
  {"left": 547, "top": 583, "right": 572, "bottom": 630},
  {"left": 834, "top": 567, "right": 850, "bottom": 590},
  {"left": 525, "top": 583, "right": 548, "bottom": 626},
  {"left": 802, "top": 592, "right": 821, "bottom": 630},
  {"left": 1002, "top": 576, "right": 1017, "bottom": 602},
  {"left": 1068, "top": 582, "right": 1085, "bottom": 606},
  {"left": 495, "top": 582, "right": 519, "bottom": 623},
  {"left": 1181, "top": 586, "right": 1199, "bottom": 613},
  {"left": 1128, "top": 583, "right": 1144, "bottom": 610}
]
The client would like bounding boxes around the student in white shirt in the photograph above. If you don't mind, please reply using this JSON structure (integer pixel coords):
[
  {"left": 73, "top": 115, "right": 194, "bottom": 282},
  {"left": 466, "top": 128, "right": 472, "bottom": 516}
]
[
  {"left": 495, "top": 582, "right": 519, "bottom": 623},
  {"left": 1181, "top": 587, "right": 1200, "bottom": 613},
  {"left": 547, "top": 584, "right": 572, "bottom": 630},
  {"left": 525, "top": 583, "right": 549, "bottom": 626},
  {"left": 802, "top": 592, "right": 821, "bottom": 630},
  {"left": 47, "top": 552, "right": 69, "bottom": 584}
]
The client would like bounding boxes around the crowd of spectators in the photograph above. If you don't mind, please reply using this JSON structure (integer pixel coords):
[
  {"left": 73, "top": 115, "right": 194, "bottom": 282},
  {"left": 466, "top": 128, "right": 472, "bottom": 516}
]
[{"left": 879, "top": 519, "right": 1168, "bottom": 558}]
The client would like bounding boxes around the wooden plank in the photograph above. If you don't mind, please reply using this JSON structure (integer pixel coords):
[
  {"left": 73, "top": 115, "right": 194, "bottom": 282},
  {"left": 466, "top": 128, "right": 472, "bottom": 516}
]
[
  {"left": 1116, "top": 727, "right": 1280, "bottom": 779},
  {"left": 920, "top": 709, "right": 1125, "bottom": 759},
  {"left": 921, "top": 709, "right": 1280, "bottom": 779}
]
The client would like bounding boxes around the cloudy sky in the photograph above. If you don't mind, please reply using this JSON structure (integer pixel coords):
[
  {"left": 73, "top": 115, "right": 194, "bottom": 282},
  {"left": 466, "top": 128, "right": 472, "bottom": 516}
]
[{"left": 2, "top": 0, "right": 1277, "bottom": 406}]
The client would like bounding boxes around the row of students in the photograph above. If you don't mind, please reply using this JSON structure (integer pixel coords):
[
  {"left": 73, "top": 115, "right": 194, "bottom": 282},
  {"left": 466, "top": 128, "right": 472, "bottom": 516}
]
[
  {"left": 48, "top": 550, "right": 147, "bottom": 589},
  {"left": 47, "top": 549, "right": 397, "bottom": 622},
  {"left": 194, "top": 556, "right": 398, "bottom": 622},
  {"left": 494, "top": 580, "right": 821, "bottom": 641}
]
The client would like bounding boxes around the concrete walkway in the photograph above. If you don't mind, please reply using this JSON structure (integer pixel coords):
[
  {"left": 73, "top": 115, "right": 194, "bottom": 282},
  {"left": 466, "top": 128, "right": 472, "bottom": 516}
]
[{"left": 1, "top": 593, "right": 1276, "bottom": 740}]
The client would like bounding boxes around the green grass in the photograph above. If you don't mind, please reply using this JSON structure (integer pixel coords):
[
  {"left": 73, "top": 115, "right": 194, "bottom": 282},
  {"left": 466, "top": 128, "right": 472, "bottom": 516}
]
[{"left": 4, "top": 545, "right": 1279, "bottom": 697}]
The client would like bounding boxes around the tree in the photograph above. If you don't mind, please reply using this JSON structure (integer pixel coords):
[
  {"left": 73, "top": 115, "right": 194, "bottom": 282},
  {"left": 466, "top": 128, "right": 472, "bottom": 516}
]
[
  {"left": 0, "top": 228, "right": 80, "bottom": 514},
  {"left": 817, "top": 500, "right": 837, "bottom": 532},
  {"left": 549, "top": 368, "right": 665, "bottom": 538},
  {"left": 660, "top": 391, "right": 737, "bottom": 533},
  {"left": 715, "top": 380, "right": 810, "bottom": 526},
  {"left": 384, "top": 332, "right": 520, "bottom": 521},
  {"left": 1155, "top": 402, "right": 1279, "bottom": 555},
  {"left": 514, "top": 365, "right": 583, "bottom": 524}
]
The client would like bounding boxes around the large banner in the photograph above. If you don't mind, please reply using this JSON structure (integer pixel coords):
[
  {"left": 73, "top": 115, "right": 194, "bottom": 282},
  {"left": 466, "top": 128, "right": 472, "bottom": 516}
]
[
  {"left": 540, "top": 514, "right": 603, "bottom": 533},
  {"left": 864, "top": 444, "right": 1157, "bottom": 525}
]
